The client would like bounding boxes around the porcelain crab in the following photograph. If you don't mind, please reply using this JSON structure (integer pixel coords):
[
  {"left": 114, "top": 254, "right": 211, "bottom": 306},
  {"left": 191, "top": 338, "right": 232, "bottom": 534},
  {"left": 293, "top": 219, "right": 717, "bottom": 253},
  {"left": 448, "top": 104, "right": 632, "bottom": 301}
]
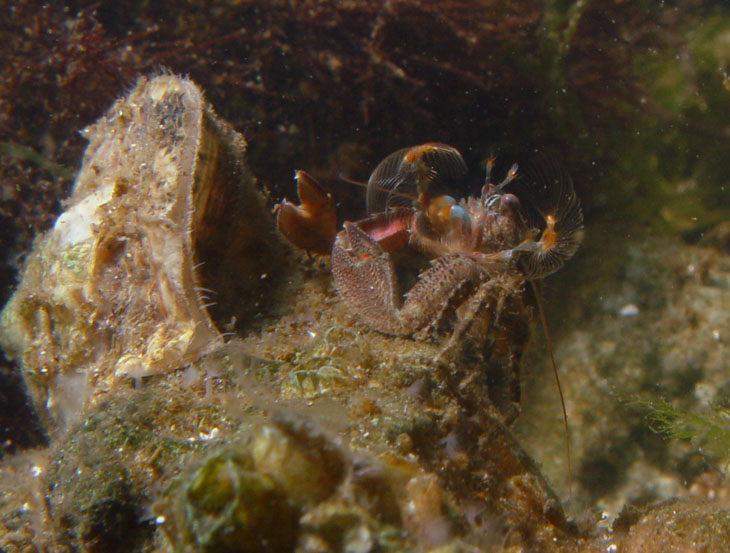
[{"left": 277, "top": 143, "right": 584, "bottom": 416}]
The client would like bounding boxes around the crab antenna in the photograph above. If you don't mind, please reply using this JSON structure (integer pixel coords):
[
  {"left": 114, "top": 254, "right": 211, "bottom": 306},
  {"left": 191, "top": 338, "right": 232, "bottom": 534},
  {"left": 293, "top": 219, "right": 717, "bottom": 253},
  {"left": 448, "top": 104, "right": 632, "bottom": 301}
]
[
  {"left": 338, "top": 173, "right": 418, "bottom": 203},
  {"left": 336, "top": 173, "right": 368, "bottom": 189},
  {"left": 484, "top": 155, "right": 495, "bottom": 185},
  {"left": 498, "top": 163, "right": 519, "bottom": 189},
  {"left": 530, "top": 280, "right": 572, "bottom": 498}
]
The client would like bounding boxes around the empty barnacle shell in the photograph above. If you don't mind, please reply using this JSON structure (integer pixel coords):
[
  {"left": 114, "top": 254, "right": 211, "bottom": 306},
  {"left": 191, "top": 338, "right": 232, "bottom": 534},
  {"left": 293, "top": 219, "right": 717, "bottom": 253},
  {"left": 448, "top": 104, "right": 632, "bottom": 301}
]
[
  {"left": 165, "top": 448, "right": 299, "bottom": 553},
  {"left": 0, "top": 74, "right": 286, "bottom": 426}
]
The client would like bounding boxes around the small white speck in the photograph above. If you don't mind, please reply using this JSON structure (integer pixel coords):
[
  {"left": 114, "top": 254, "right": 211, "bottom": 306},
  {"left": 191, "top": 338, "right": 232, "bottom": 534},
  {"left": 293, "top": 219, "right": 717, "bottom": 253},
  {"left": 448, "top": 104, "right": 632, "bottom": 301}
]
[
  {"left": 307, "top": 330, "right": 317, "bottom": 339},
  {"left": 19, "top": 502, "right": 31, "bottom": 513},
  {"left": 155, "top": 515, "right": 166, "bottom": 525},
  {"left": 260, "top": 273, "right": 268, "bottom": 279},
  {"left": 607, "top": 544, "right": 618, "bottom": 553},
  {"left": 694, "top": 382, "right": 714, "bottom": 404},
  {"left": 712, "top": 329, "right": 721, "bottom": 341},
  {"left": 619, "top": 303, "right": 639, "bottom": 317},
  {"left": 198, "top": 427, "right": 219, "bottom": 441},
  {"left": 30, "top": 466, "right": 43, "bottom": 477}
]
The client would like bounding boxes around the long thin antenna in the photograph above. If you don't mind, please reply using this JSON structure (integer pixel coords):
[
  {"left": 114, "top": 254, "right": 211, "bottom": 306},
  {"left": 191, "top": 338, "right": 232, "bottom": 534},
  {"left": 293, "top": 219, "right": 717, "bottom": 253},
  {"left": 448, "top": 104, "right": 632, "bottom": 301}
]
[
  {"left": 531, "top": 280, "right": 572, "bottom": 498},
  {"left": 338, "top": 173, "right": 417, "bottom": 203}
]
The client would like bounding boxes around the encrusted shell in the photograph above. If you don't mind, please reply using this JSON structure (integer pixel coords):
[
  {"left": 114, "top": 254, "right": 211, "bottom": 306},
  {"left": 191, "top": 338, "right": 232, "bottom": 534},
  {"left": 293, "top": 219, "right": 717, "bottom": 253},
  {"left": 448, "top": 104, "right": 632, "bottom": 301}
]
[{"left": 0, "top": 75, "right": 284, "bottom": 425}]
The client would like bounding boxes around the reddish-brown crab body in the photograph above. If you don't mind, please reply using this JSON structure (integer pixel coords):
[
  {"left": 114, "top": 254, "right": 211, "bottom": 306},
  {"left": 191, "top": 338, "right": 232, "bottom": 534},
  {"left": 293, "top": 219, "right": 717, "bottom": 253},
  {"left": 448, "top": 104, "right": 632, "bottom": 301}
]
[
  {"left": 278, "top": 144, "right": 583, "bottom": 417},
  {"left": 330, "top": 192, "right": 536, "bottom": 416}
]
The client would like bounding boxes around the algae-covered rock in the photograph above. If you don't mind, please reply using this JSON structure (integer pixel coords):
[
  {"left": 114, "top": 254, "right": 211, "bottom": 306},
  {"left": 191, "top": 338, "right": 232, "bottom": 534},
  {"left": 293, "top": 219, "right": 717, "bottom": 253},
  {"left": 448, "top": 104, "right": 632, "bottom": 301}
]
[
  {"left": 39, "top": 380, "right": 211, "bottom": 553},
  {"left": 0, "top": 74, "right": 286, "bottom": 427},
  {"left": 615, "top": 498, "right": 730, "bottom": 553},
  {"left": 47, "top": 462, "right": 150, "bottom": 553},
  {"left": 175, "top": 449, "right": 299, "bottom": 553},
  {"left": 159, "top": 419, "right": 408, "bottom": 553}
]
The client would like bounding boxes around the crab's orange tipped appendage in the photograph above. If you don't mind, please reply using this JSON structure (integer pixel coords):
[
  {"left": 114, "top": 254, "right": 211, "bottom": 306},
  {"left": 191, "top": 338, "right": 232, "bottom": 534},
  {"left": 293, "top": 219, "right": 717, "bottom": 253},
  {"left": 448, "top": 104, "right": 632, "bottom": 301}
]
[
  {"left": 539, "top": 214, "right": 558, "bottom": 252},
  {"left": 366, "top": 143, "right": 467, "bottom": 215},
  {"left": 276, "top": 170, "right": 337, "bottom": 255}
]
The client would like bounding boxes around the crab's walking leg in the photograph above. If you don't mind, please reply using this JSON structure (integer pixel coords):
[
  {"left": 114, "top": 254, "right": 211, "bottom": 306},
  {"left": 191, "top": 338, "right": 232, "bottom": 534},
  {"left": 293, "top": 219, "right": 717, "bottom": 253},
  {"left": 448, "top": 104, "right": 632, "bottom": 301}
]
[
  {"left": 435, "top": 276, "right": 527, "bottom": 422},
  {"left": 435, "top": 279, "right": 500, "bottom": 362}
]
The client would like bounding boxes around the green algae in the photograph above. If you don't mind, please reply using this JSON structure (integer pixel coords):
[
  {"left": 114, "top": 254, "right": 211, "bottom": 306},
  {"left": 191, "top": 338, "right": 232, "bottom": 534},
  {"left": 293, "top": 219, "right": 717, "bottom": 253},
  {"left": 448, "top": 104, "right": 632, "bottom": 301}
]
[
  {"left": 178, "top": 449, "right": 299, "bottom": 553},
  {"left": 643, "top": 397, "right": 730, "bottom": 465}
]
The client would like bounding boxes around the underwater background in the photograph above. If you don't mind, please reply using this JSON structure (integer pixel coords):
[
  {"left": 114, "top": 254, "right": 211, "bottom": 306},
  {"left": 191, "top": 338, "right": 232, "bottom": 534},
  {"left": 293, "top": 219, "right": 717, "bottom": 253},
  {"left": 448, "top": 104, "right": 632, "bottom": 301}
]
[{"left": 2, "top": 1, "right": 730, "bottom": 551}]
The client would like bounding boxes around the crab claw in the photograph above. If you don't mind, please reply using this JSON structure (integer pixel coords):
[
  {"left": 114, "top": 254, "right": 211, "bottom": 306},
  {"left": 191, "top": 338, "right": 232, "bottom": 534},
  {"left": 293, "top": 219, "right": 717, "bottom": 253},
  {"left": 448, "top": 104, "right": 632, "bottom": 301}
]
[
  {"left": 332, "top": 222, "right": 403, "bottom": 335},
  {"left": 276, "top": 170, "right": 337, "bottom": 255}
]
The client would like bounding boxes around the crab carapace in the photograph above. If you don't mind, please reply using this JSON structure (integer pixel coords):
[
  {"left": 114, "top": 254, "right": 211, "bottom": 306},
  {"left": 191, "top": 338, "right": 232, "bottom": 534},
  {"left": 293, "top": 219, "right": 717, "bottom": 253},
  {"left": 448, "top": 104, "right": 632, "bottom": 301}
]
[{"left": 278, "top": 143, "right": 584, "bottom": 421}]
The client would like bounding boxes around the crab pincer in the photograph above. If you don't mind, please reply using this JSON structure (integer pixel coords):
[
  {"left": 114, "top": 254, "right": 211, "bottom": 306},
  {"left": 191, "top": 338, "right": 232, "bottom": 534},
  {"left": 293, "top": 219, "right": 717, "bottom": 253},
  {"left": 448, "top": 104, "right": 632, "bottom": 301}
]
[
  {"left": 276, "top": 170, "right": 337, "bottom": 255},
  {"left": 332, "top": 221, "right": 404, "bottom": 335}
]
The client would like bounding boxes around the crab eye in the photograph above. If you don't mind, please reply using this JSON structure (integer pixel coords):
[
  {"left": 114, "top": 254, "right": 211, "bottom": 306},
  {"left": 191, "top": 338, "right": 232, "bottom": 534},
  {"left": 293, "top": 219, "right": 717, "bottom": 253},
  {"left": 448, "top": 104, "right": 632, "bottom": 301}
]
[{"left": 500, "top": 193, "right": 520, "bottom": 212}]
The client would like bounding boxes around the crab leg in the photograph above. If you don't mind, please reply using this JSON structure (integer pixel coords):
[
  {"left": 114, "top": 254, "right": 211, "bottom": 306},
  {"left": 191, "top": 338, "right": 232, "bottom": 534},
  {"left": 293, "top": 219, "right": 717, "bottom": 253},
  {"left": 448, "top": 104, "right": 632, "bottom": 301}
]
[
  {"left": 332, "top": 222, "right": 484, "bottom": 335},
  {"left": 332, "top": 222, "right": 403, "bottom": 334},
  {"left": 441, "top": 276, "right": 526, "bottom": 419},
  {"left": 435, "top": 277, "right": 502, "bottom": 361}
]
